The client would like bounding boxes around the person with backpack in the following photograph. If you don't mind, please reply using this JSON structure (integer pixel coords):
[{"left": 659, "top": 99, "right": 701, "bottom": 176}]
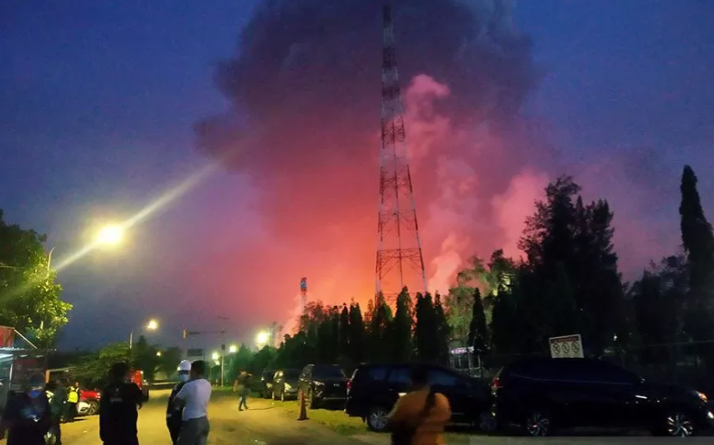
[
  {"left": 386, "top": 366, "right": 451, "bottom": 445},
  {"left": 166, "top": 360, "right": 192, "bottom": 444},
  {"left": 1, "top": 373, "right": 51, "bottom": 445}
]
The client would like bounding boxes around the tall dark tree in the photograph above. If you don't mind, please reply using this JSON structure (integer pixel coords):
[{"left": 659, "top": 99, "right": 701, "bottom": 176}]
[
  {"left": 414, "top": 293, "right": 438, "bottom": 362},
  {"left": 390, "top": 287, "right": 413, "bottom": 361},
  {"left": 518, "top": 176, "right": 624, "bottom": 356},
  {"left": 339, "top": 304, "right": 350, "bottom": 358},
  {"left": 467, "top": 288, "right": 488, "bottom": 353},
  {"left": 367, "top": 293, "right": 393, "bottom": 362},
  {"left": 348, "top": 302, "right": 365, "bottom": 364},
  {"left": 679, "top": 165, "right": 714, "bottom": 346},
  {"left": 433, "top": 294, "right": 450, "bottom": 364},
  {"left": 132, "top": 335, "right": 159, "bottom": 381}
]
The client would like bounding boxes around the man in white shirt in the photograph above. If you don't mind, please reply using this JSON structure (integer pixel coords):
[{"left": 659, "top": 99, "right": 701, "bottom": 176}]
[{"left": 174, "top": 360, "right": 211, "bottom": 445}]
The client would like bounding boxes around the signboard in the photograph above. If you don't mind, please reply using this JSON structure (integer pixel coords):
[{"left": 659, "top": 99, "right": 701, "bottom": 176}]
[
  {"left": 186, "top": 348, "right": 204, "bottom": 358},
  {"left": 549, "top": 334, "right": 584, "bottom": 359},
  {"left": 10, "top": 357, "right": 45, "bottom": 391},
  {"left": 300, "top": 277, "right": 307, "bottom": 292},
  {"left": 0, "top": 327, "right": 15, "bottom": 348}
]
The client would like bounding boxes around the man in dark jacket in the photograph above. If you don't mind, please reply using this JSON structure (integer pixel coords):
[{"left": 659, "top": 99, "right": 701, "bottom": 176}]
[
  {"left": 99, "top": 362, "right": 143, "bottom": 445},
  {"left": 2, "top": 373, "right": 51, "bottom": 445},
  {"left": 166, "top": 360, "right": 191, "bottom": 444}
]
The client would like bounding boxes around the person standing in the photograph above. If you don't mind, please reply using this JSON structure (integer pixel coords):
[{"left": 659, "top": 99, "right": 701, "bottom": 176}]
[
  {"left": 233, "top": 371, "right": 251, "bottom": 411},
  {"left": 99, "top": 362, "right": 143, "bottom": 445},
  {"left": 65, "top": 381, "right": 80, "bottom": 422},
  {"left": 1, "top": 373, "right": 51, "bottom": 445},
  {"left": 174, "top": 360, "right": 211, "bottom": 445},
  {"left": 386, "top": 366, "right": 451, "bottom": 445},
  {"left": 46, "top": 380, "right": 67, "bottom": 444},
  {"left": 166, "top": 360, "right": 191, "bottom": 444}
]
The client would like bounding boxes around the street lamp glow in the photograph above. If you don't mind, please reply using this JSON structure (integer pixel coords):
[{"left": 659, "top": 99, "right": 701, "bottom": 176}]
[
  {"left": 96, "top": 224, "right": 124, "bottom": 246},
  {"left": 256, "top": 331, "right": 270, "bottom": 347},
  {"left": 228, "top": 344, "right": 238, "bottom": 353},
  {"left": 211, "top": 351, "right": 220, "bottom": 361},
  {"left": 146, "top": 319, "right": 159, "bottom": 330}
]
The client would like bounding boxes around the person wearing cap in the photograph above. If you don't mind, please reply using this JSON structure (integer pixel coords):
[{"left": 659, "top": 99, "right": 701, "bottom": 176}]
[
  {"left": 166, "top": 360, "right": 191, "bottom": 444},
  {"left": 174, "top": 360, "right": 211, "bottom": 445},
  {"left": 99, "top": 362, "right": 143, "bottom": 445},
  {"left": 1, "top": 373, "right": 51, "bottom": 445}
]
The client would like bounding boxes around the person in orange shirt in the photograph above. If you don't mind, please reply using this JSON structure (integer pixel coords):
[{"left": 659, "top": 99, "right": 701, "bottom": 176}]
[{"left": 386, "top": 366, "right": 452, "bottom": 445}]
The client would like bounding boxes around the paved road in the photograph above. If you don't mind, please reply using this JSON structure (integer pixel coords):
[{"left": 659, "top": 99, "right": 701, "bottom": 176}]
[{"left": 2, "top": 390, "right": 710, "bottom": 444}]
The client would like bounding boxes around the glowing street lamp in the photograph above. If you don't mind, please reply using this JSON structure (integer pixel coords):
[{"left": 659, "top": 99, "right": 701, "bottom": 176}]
[
  {"left": 228, "top": 344, "right": 238, "bottom": 353},
  {"left": 96, "top": 224, "right": 124, "bottom": 246},
  {"left": 211, "top": 351, "right": 220, "bottom": 361},
  {"left": 255, "top": 331, "right": 270, "bottom": 348},
  {"left": 129, "top": 318, "right": 159, "bottom": 349},
  {"left": 156, "top": 351, "right": 162, "bottom": 357}
]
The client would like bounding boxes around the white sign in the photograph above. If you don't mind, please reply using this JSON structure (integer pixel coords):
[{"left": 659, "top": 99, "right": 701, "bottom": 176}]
[{"left": 549, "top": 334, "right": 584, "bottom": 359}]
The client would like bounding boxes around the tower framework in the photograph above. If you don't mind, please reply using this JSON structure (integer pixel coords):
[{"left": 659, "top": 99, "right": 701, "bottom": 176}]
[{"left": 375, "top": 4, "right": 428, "bottom": 302}]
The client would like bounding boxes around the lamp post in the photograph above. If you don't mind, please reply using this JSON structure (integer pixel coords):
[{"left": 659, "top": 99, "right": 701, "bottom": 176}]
[{"left": 130, "top": 318, "right": 159, "bottom": 349}]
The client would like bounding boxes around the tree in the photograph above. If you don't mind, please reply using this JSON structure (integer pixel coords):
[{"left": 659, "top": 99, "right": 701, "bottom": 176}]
[
  {"left": 250, "top": 346, "right": 276, "bottom": 375},
  {"left": 390, "top": 287, "right": 413, "bottom": 361},
  {"left": 433, "top": 294, "right": 450, "bottom": 364},
  {"left": 366, "top": 293, "right": 393, "bottom": 362},
  {"left": 74, "top": 342, "right": 132, "bottom": 388},
  {"left": 132, "top": 335, "right": 160, "bottom": 381},
  {"left": 157, "top": 346, "right": 184, "bottom": 379},
  {"left": 679, "top": 165, "right": 714, "bottom": 347},
  {"left": 339, "top": 304, "right": 350, "bottom": 358},
  {"left": 347, "top": 302, "right": 365, "bottom": 365},
  {"left": 518, "top": 176, "right": 624, "bottom": 356},
  {"left": 467, "top": 288, "right": 488, "bottom": 354},
  {"left": 227, "top": 343, "right": 254, "bottom": 381},
  {"left": 0, "top": 210, "right": 71, "bottom": 348},
  {"left": 414, "top": 293, "right": 439, "bottom": 362}
]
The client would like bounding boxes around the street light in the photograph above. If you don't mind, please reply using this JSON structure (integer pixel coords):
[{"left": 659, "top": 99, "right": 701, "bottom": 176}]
[
  {"left": 256, "top": 331, "right": 270, "bottom": 348},
  {"left": 211, "top": 351, "right": 220, "bottom": 361},
  {"left": 129, "top": 318, "right": 159, "bottom": 349},
  {"left": 96, "top": 224, "right": 124, "bottom": 246},
  {"left": 156, "top": 351, "right": 162, "bottom": 357},
  {"left": 228, "top": 344, "right": 238, "bottom": 353}
]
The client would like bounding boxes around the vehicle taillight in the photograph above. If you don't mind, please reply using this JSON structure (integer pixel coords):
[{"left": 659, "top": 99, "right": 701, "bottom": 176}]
[
  {"left": 346, "top": 380, "right": 352, "bottom": 393},
  {"left": 491, "top": 377, "right": 503, "bottom": 390}
]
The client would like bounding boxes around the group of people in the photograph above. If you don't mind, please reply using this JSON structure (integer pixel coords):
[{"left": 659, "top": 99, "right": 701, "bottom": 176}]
[{"left": 0, "top": 359, "right": 213, "bottom": 445}]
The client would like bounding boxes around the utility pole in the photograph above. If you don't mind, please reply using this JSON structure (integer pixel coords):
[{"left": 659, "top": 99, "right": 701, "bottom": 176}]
[{"left": 218, "top": 316, "right": 228, "bottom": 387}]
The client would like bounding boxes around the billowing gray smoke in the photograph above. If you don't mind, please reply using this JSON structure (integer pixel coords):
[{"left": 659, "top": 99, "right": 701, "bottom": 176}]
[{"left": 194, "top": 0, "right": 539, "bottom": 254}]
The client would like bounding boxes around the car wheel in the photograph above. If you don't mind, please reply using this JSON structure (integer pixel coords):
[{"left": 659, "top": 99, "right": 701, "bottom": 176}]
[
  {"left": 87, "top": 401, "right": 100, "bottom": 416},
  {"left": 524, "top": 408, "right": 553, "bottom": 436},
  {"left": 660, "top": 411, "right": 696, "bottom": 437},
  {"left": 366, "top": 407, "right": 390, "bottom": 432},
  {"left": 281, "top": 391, "right": 286, "bottom": 402},
  {"left": 477, "top": 411, "right": 497, "bottom": 432}
]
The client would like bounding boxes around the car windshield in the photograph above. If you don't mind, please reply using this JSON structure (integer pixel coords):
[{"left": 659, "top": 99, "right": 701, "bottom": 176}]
[{"left": 314, "top": 366, "right": 345, "bottom": 378}]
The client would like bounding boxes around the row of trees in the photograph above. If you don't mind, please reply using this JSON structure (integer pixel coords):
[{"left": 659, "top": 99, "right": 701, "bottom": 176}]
[{"left": 270, "top": 166, "right": 714, "bottom": 377}]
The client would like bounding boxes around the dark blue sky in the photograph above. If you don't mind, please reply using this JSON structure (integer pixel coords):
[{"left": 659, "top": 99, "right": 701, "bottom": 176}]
[{"left": 1, "top": 1, "right": 713, "bottom": 351}]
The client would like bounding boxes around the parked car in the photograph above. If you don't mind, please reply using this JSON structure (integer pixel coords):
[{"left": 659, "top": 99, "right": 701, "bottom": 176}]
[
  {"left": 297, "top": 364, "right": 348, "bottom": 409},
  {"left": 345, "top": 363, "right": 494, "bottom": 432},
  {"left": 77, "top": 388, "right": 101, "bottom": 416},
  {"left": 491, "top": 357, "right": 714, "bottom": 437},
  {"left": 272, "top": 369, "right": 301, "bottom": 401},
  {"left": 260, "top": 369, "right": 276, "bottom": 398}
]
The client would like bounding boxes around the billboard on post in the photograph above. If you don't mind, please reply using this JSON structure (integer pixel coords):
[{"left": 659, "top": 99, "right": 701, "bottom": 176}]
[{"left": 10, "top": 357, "right": 46, "bottom": 391}]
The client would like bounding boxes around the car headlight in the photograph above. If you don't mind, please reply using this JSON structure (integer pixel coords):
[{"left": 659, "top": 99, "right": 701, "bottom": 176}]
[
  {"left": 695, "top": 391, "right": 708, "bottom": 403},
  {"left": 284, "top": 383, "right": 291, "bottom": 390}
]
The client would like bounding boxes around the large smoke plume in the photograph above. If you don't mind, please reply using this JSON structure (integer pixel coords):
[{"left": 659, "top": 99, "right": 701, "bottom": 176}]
[{"left": 195, "top": 0, "right": 549, "bottom": 309}]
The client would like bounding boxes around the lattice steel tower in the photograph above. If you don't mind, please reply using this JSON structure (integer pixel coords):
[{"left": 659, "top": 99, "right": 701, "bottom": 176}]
[{"left": 375, "top": 4, "right": 428, "bottom": 301}]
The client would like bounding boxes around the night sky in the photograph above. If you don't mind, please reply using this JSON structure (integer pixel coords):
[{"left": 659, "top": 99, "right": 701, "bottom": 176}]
[{"left": 1, "top": 1, "right": 713, "bottom": 352}]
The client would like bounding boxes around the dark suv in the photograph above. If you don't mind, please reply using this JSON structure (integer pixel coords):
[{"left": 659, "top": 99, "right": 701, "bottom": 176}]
[
  {"left": 492, "top": 357, "right": 714, "bottom": 437},
  {"left": 259, "top": 369, "right": 276, "bottom": 399},
  {"left": 297, "top": 364, "right": 348, "bottom": 409},
  {"left": 345, "top": 363, "right": 494, "bottom": 432},
  {"left": 272, "top": 368, "right": 301, "bottom": 401}
]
